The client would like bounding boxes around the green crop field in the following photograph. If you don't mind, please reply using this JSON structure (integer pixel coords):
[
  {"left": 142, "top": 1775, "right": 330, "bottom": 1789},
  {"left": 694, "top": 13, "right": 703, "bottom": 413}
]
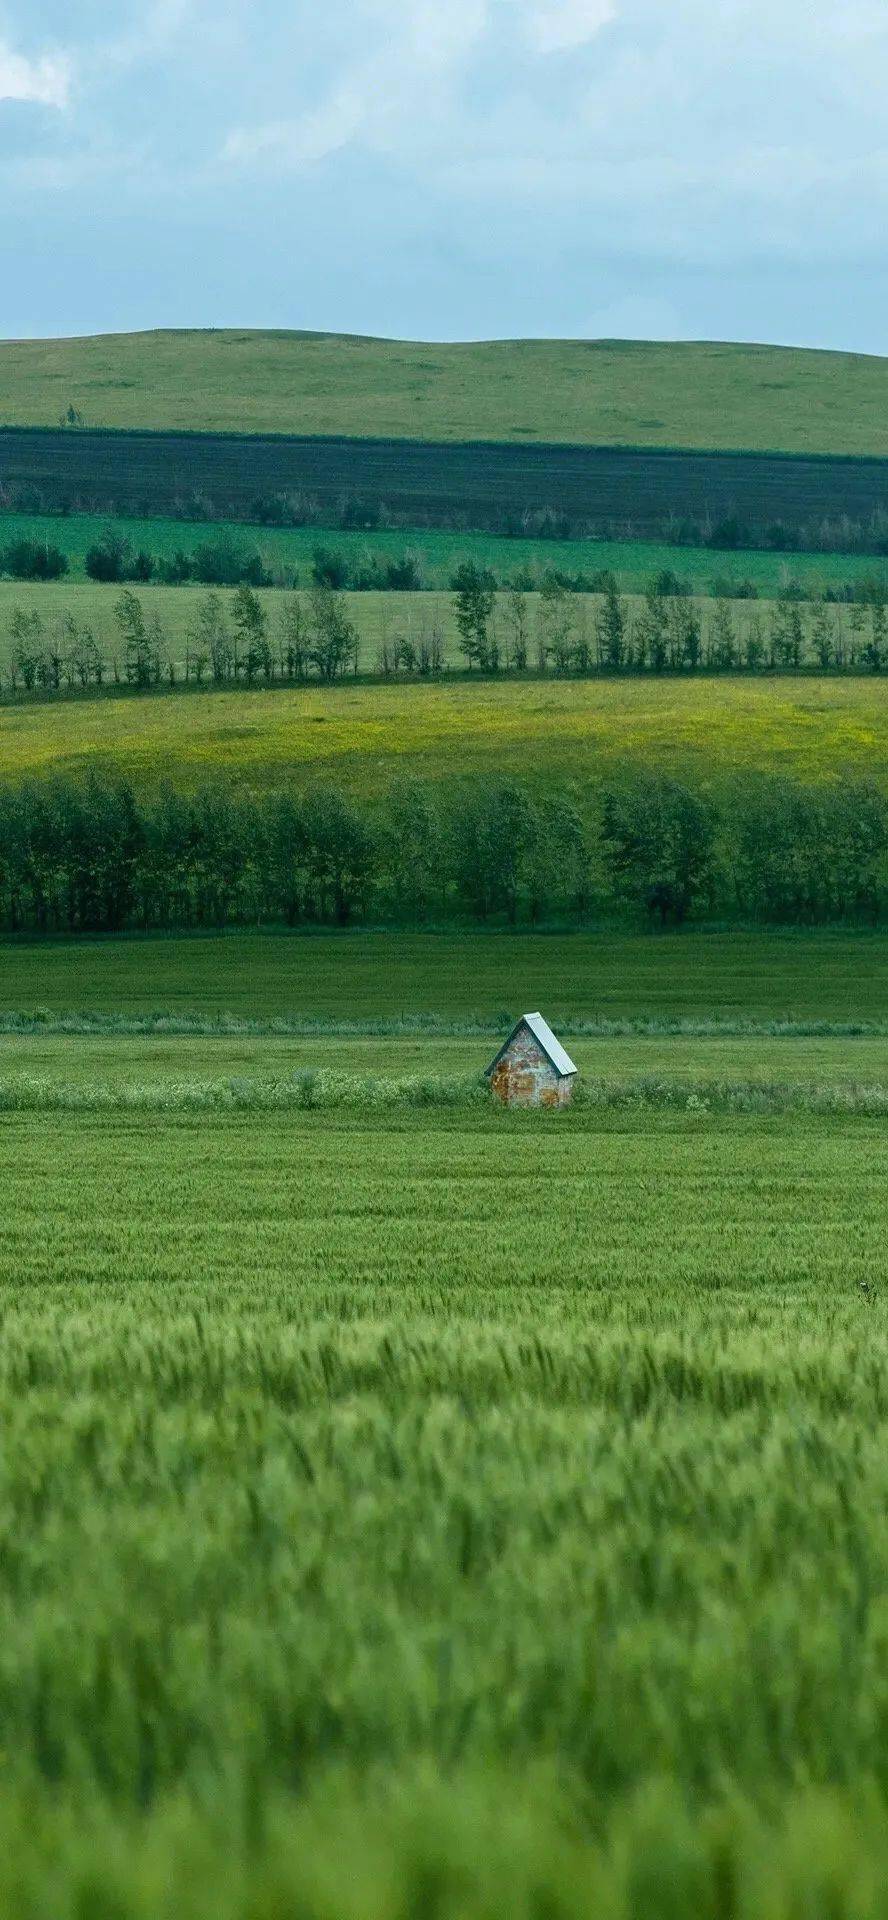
[
  {"left": 5, "top": 1026, "right": 888, "bottom": 1088},
  {"left": 1, "top": 664, "right": 887, "bottom": 796},
  {"left": 1, "top": 927, "right": 886, "bottom": 1021},
  {"left": 2, "top": 510, "right": 886, "bottom": 595},
  {"left": 4, "top": 329, "right": 888, "bottom": 453},
  {"left": 3, "top": 921, "right": 888, "bottom": 1910},
  {"left": 0, "top": 1086, "right": 886, "bottom": 1912}
]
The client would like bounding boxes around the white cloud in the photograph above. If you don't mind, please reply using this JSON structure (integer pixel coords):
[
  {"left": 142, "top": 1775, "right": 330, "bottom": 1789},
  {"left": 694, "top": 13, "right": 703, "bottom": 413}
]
[
  {"left": 0, "top": 38, "right": 70, "bottom": 108},
  {"left": 525, "top": 0, "right": 616, "bottom": 52}
]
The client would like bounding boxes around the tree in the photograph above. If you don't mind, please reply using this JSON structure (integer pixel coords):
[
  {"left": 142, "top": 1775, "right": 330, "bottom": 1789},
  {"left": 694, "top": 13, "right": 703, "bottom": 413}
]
[
  {"left": 708, "top": 599, "right": 736, "bottom": 671},
  {"left": 115, "top": 590, "right": 153, "bottom": 688},
  {"left": 450, "top": 780, "right": 540, "bottom": 922},
  {"left": 812, "top": 599, "right": 836, "bottom": 671},
  {"left": 278, "top": 594, "right": 309, "bottom": 680},
  {"left": 379, "top": 778, "right": 444, "bottom": 920},
  {"left": 638, "top": 581, "right": 669, "bottom": 672},
  {"left": 308, "top": 584, "right": 357, "bottom": 682},
  {"left": 503, "top": 589, "right": 529, "bottom": 671},
  {"left": 596, "top": 575, "right": 626, "bottom": 671},
  {"left": 863, "top": 584, "right": 887, "bottom": 672},
  {"left": 742, "top": 610, "right": 766, "bottom": 673},
  {"left": 231, "top": 584, "right": 271, "bottom": 683},
  {"left": 188, "top": 592, "right": 232, "bottom": 686},
  {"left": 676, "top": 600, "right": 702, "bottom": 672},
  {"left": 452, "top": 563, "right": 496, "bottom": 671},
  {"left": 65, "top": 618, "right": 104, "bottom": 688},
  {"left": 8, "top": 608, "right": 45, "bottom": 692},
  {"left": 538, "top": 573, "right": 576, "bottom": 674},
  {"left": 600, "top": 776, "right": 717, "bottom": 925},
  {"left": 86, "top": 530, "right": 130, "bottom": 583},
  {"left": 300, "top": 787, "right": 377, "bottom": 923}
]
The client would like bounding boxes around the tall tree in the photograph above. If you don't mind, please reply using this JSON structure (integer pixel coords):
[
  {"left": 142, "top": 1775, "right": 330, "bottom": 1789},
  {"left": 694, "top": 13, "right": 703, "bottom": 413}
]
[{"left": 452, "top": 563, "right": 496, "bottom": 671}]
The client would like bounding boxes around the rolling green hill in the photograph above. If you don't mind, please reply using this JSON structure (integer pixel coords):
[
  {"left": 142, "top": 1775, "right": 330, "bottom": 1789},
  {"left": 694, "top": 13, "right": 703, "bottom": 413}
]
[{"left": 2, "top": 330, "right": 888, "bottom": 454}]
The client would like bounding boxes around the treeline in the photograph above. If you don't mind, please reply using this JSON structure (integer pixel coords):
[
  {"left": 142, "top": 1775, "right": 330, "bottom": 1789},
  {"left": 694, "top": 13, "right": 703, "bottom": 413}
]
[
  {"left": 446, "top": 567, "right": 888, "bottom": 675},
  {"left": 7, "top": 574, "right": 888, "bottom": 695},
  {"left": 6, "top": 520, "right": 888, "bottom": 613},
  {"left": 0, "top": 769, "right": 885, "bottom": 935},
  {"left": 4, "top": 585, "right": 360, "bottom": 692}
]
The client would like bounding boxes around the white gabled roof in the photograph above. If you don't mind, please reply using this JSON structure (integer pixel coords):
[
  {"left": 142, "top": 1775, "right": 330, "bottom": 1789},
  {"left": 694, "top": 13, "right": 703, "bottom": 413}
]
[{"left": 486, "top": 1012, "right": 577, "bottom": 1079}]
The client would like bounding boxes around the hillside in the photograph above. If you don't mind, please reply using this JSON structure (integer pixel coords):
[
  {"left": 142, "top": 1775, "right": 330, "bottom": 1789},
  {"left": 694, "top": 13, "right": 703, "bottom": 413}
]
[{"left": 2, "top": 330, "right": 888, "bottom": 454}]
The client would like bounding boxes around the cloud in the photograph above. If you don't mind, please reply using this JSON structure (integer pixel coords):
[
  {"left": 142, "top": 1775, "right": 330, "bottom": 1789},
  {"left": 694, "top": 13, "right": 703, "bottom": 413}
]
[
  {"left": 525, "top": 0, "right": 616, "bottom": 52},
  {"left": 223, "top": 0, "right": 488, "bottom": 169},
  {"left": 0, "top": 38, "right": 70, "bottom": 108}
]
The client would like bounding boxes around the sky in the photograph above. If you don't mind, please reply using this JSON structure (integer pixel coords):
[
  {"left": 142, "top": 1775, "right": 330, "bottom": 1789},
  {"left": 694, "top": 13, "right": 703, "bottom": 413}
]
[{"left": 1, "top": 0, "right": 887, "bottom": 350}]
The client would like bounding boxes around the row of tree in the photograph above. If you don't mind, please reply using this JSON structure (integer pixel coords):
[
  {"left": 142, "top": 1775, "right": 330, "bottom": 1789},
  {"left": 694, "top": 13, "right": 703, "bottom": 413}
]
[
  {"left": 449, "top": 566, "right": 888, "bottom": 674},
  {"left": 6, "top": 585, "right": 359, "bottom": 692},
  {"left": 7, "top": 575, "right": 888, "bottom": 697},
  {"left": 0, "top": 769, "right": 885, "bottom": 935}
]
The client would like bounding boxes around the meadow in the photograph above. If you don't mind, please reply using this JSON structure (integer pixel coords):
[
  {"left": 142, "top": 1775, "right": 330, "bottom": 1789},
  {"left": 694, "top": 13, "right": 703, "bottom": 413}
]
[
  {"left": 4, "top": 328, "right": 888, "bottom": 452},
  {"left": 1, "top": 660, "right": 887, "bottom": 797},
  {"left": 0, "top": 1090, "right": 886, "bottom": 1913}
]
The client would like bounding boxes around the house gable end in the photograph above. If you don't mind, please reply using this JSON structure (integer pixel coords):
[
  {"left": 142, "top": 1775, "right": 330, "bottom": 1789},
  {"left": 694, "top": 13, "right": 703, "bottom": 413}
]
[{"left": 484, "top": 1013, "right": 576, "bottom": 1082}]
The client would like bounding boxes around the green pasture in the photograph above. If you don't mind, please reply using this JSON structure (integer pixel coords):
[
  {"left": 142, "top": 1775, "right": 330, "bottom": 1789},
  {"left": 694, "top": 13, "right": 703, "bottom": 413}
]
[
  {"left": 4, "top": 328, "right": 888, "bottom": 452},
  {"left": 2, "top": 509, "right": 884, "bottom": 594},
  {"left": 0, "top": 1095, "right": 886, "bottom": 1912},
  {"left": 0, "top": 928, "right": 885, "bottom": 1022},
  {"left": 1, "top": 660, "right": 886, "bottom": 796}
]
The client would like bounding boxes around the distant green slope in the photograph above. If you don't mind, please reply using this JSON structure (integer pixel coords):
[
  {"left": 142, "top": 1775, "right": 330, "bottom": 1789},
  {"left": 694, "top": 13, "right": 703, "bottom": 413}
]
[{"left": 2, "top": 330, "right": 888, "bottom": 454}]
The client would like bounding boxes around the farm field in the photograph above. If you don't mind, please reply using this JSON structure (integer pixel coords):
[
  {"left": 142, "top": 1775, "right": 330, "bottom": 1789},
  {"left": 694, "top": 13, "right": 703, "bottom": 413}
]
[
  {"left": 0, "top": 1095, "right": 886, "bottom": 1911},
  {"left": 2, "top": 510, "right": 885, "bottom": 595},
  {"left": 1, "top": 928, "right": 886, "bottom": 1022},
  {"left": 4, "top": 328, "right": 888, "bottom": 452},
  {"left": 1, "top": 664, "right": 887, "bottom": 796}
]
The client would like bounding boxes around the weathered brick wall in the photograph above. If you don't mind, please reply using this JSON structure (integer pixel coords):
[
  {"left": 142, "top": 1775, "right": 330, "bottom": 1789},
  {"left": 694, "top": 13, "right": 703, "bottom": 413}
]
[{"left": 489, "top": 1029, "right": 573, "bottom": 1108}]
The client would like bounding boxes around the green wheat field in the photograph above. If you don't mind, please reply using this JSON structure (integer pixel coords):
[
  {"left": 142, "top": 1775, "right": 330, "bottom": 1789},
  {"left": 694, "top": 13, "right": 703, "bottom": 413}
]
[{"left": 0, "top": 924, "right": 885, "bottom": 1912}]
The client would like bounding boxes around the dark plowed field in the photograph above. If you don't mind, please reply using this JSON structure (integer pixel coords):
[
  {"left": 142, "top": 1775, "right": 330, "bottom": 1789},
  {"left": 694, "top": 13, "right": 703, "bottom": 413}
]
[{"left": 4, "top": 426, "right": 888, "bottom": 537}]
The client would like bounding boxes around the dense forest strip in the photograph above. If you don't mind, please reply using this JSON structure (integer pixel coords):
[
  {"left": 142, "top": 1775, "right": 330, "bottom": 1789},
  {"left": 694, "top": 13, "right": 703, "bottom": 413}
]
[
  {"left": 5, "top": 426, "right": 888, "bottom": 543},
  {"left": 0, "top": 767, "right": 885, "bottom": 936}
]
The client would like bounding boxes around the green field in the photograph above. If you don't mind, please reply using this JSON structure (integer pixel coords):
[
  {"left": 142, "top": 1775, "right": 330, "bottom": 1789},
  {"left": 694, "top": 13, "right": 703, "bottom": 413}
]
[
  {"left": 0, "top": 1088, "right": 886, "bottom": 1912},
  {"left": 2, "top": 921, "right": 887, "bottom": 1910},
  {"left": 4, "top": 329, "right": 888, "bottom": 453},
  {"left": 1, "top": 666, "right": 886, "bottom": 796},
  {"left": 1, "top": 928, "right": 885, "bottom": 1021},
  {"left": 3, "top": 511, "right": 885, "bottom": 594},
  {"left": 5, "top": 1026, "right": 888, "bottom": 1088}
]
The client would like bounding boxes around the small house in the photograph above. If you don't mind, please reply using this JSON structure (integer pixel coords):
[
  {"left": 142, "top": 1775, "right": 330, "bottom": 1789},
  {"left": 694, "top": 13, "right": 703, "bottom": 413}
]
[{"left": 485, "top": 1012, "right": 577, "bottom": 1108}]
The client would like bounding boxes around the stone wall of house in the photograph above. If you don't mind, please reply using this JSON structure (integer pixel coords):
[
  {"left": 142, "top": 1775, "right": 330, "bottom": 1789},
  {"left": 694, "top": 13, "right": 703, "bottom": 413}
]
[{"left": 489, "top": 1029, "right": 573, "bottom": 1108}]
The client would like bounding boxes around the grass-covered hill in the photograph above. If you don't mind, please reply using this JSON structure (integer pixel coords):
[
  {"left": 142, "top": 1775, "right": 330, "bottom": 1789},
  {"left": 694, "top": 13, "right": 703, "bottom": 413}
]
[{"left": 2, "top": 329, "right": 888, "bottom": 454}]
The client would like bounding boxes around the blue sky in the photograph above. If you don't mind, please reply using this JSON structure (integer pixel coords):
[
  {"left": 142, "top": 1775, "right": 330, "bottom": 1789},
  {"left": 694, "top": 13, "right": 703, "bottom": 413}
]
[{"left": 2, "top": 0, "right": 887, "bottom": 350}]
